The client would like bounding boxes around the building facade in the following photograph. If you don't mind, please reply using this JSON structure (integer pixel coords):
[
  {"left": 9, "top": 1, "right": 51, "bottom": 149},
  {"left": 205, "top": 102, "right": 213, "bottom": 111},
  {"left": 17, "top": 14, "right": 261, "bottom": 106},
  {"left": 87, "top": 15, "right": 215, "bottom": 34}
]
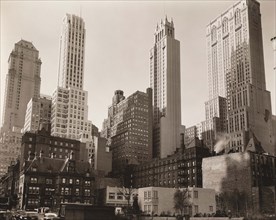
[
  {"left": 1, "top": 40, "right": 41, "bottom": 133},
  {"left": 0, "top": 130, "right": 22, "bottom": 177},
  {"left": 97, "top": 186, "right": 137, "bottom": 208},
  {"left": 202, "top": 144, "right": 276, "bottom": 214},
  {"left": 18, "top": 155, "right": 95, "bottom": 210},
  {"left": 150, "top": 17, "right": 182, "bottom": 158},
  {"left": 51, "top": 14, "right": 92, "bottom": 145},
  {"left": 101, "top": 89, "right": 153, "bottom": 175},
  {"left": 206, "top": 0, "right": 275, "bottom": 154},
  {"left": 133, "top": 138, "right": 211, "bottom": 188},
  {"left": 20, "top": 128, "right": 81, "bottom": 165},
  {"left": 23, "top": 95, "right": 52, "bottom": 133},
  {"left": 138, "top": 186, "right": 216, "bottom": 216},
  {"left": 184, "top": 126, "right": 197, "bottom": 146}
]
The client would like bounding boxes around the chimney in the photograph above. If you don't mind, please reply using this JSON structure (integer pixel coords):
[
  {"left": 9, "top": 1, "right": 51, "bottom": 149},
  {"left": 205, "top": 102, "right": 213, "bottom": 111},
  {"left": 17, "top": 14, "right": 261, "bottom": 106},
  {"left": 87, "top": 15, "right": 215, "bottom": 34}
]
[
  {"left": 69, "top": 151, "right": 74, "bottom": 160},
  {"left": 39, "top": 150, "right": 44, "bottom": 163},
  {"left": 28, "top": 152, "right": 32, "bottom": 161},
  {"left": 39, "top": 150, "right": 44, "bottom": 158},
  {"left": 34, "top": 152, "right": 38, "bottom": 160}
]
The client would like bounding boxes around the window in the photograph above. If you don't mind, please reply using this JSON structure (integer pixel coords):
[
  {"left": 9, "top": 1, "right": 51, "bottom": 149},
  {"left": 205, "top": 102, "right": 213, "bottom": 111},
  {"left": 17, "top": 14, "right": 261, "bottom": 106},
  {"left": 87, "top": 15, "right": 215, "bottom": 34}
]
[
  {"left": 45, "top": 188, "right": 54, "bottom": 195},
  {"left": 46, "top": 178, "right": 53, "bottom": 185},
  {"left": 211, "top": 26, "right": 217, "bottom": 42},
  {"left": 84, "top": 189, "right": 90, "bottom": 196},
  {"left": 117, "top": 193, "right": 123, "bottom": 200},
  {"left": 235, "top": 9, "right": 241, "bottom": 26},
  {"left": 61, "top": 187, "right": 65, "bottom": 195},
  {"left": 209, "top": 206, "right": 213, "bottom": 212},
  {"left": 62, "top": 178, "right": 66, "bottom": 184},
  {"left": 195, "top": 205, "right": 199, "bottom": 214},
  {"left": 75, "top": 188, "right": 80, "bottom": 196},
  {"left": 30, "top": 177, "right": 38, "bottom": 183},
  {"left": 28, "top": 186, "right": 39, "bottom": 194},
  {"left": 85, "top": 180, "right": 90, "bottom": 186},
  {"left": 75, "top": 179, "right": 80, "bottom": 185},
  {"left": 69, "top": 179, "right": 73, "bottom": 184},
  {"left": 65, "top": 187, "right": 71, "bottom": 195},
  {"left": 109, "top": 193, "right": 115, "bottom": 200},
  {"left": 148, "top": 191, "right": 151, "bottom": 199},
  {"left": 144, "top": 191, "right": 147, "bottom": 200},
  {"left": 153, "top": 191, "right": 158, "bottom": 199}
]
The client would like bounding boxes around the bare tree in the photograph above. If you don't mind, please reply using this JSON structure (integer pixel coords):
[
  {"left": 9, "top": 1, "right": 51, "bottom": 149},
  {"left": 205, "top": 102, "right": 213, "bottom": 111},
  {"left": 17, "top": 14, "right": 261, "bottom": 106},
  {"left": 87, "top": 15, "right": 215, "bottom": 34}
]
[
  {"left": 117, "top": 164, "right": 136, "bottom": 218},
  {"left": 174, "top": 188, "right": 190, "bottom": 217}
]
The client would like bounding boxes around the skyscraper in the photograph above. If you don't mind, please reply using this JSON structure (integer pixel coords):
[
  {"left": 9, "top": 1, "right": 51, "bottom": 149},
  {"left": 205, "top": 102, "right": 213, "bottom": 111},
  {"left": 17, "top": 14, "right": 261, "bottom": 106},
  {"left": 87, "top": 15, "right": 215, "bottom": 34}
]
[
  {"left": 206, "top": 0, "right": 275, "bottom": 154},
  {"left": 0, "top": 40, "right": 41, "bottom": 177},
  {"left": 1, "top": 40, "right": 41, "bottom": 133},
  {"left": 101, "top": 89, "right": 153, "bottom": 175},
  {"left": 150, "top": 17, "right": 181, "bottom": 158},
  {"left": 51, "top": 14, "right": 92, "bottom": 144}
]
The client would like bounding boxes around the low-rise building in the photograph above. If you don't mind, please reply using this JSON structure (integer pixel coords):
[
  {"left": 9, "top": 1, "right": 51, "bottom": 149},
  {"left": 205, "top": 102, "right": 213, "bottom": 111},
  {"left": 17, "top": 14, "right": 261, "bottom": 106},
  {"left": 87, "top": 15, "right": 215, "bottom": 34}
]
[
  {"left": 202, "top": 137, "right": 276, "bottom": 215},
  {"left": 18, "top": 152, "right": 95, "bottom": 210},
  {"left": 138, "top": 186, "right": 216, "bottom": 216},
  {"left": 133, "top": 138, "right": 211, "bottom": 188},
  {"left": 20, "top": 128, "right": 81, "bottom": 166},
  {"left": 97, "top": 186, "right": 137, "bottom": 208}
]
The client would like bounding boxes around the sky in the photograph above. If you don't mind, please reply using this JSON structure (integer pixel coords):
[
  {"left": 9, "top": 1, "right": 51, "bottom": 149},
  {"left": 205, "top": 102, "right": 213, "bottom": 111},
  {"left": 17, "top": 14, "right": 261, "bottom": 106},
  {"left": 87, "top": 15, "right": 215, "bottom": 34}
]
[{"left": 1, "top": 0, "right": 275, "bottom": 130}]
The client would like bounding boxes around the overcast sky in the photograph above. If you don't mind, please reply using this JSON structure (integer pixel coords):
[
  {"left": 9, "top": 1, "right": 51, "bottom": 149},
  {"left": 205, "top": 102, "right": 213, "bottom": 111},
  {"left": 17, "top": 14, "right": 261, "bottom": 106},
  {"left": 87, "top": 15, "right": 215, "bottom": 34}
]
[{"left": 1, "top": 0, "right": 275, "bottom": 130}]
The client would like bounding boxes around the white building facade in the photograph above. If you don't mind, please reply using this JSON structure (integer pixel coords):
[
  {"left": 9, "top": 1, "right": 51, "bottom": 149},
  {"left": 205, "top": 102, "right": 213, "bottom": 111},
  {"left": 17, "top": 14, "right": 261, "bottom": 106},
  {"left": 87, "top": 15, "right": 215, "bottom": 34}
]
[
  {"left": 150, "top": 17, "right": 181, "bottom": 158},
  {"left": 51, "top": 14, "right": 92, "bottom": 148},
  {"left": 138, "top": 187, "right": 216, "bottom": 216},
  {"left": 206, "top": 0, "right": 274, "bottom": 154}
]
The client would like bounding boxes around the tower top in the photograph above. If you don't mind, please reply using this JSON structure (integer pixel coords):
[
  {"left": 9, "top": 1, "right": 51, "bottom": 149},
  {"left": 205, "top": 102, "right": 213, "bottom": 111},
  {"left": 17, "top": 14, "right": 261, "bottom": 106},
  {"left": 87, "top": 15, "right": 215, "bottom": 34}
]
[
  {"left": 154, "top": 16, "right": 175, "bottom": 42},
  {"left": 16, "top": 39, "right": 38, "bottom": 51}
]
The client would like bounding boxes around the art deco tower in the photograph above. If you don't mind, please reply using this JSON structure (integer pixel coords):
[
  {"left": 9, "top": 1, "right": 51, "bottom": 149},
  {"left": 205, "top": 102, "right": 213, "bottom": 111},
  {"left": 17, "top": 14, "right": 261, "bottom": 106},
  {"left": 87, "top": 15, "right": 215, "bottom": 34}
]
[
  {"left": 51, "top": 14, "right": 92, "bottom": 142},
  {"left": 150, "top": 17, "right": 181, "bottom": 158},
  {"left": 206, "top": 0, "right": 275, "bottom": 154},
  {"left": 1, "top": 40, "right": 41, "bottom": 133}
]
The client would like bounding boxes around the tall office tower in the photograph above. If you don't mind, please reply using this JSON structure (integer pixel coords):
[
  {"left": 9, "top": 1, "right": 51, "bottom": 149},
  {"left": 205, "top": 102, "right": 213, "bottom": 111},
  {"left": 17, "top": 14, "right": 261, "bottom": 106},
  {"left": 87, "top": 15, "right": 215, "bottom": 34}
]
[
  {"left": 207, "top": 0, "right": 275, "bottom": 154},
  {"left": 101, "top": 89, "right": 153, "bottom": 175},
  {"left": 1, "top": 40, "right": 41, "bottom": 133},
  {"left": 150, "top": 17, "right": 181, "bottom": 158},
  {"left": 51, "top": 14, "right": 92, "bottom": 144},
  {"left": 23, "top": 95, "right": 52, "bottom": 133}
]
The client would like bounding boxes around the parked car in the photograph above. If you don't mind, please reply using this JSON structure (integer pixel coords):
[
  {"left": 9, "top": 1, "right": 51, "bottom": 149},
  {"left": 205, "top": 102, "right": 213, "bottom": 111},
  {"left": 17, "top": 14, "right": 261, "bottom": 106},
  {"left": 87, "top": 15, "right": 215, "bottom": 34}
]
[
  {"left": 19, "top": 211, "right": 39, "bottom": 220},
  {"left": 43, "top": 213, "right": 58, "bottom": 220}
]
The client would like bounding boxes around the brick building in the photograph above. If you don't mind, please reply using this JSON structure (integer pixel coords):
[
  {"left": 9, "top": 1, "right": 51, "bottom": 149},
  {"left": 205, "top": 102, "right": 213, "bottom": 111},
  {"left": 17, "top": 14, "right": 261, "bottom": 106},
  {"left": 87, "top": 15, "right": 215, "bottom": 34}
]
[
  {"left": 101, "top": 89, "right": 153, "bottom": 175},
  {"left": 21, "top": 128, "right": 82, "bottom": 165},
  {"left": 18, "top": 152, "right": 95, "bottom": 210},
  {"left": 133, "top": 138, "right": 211, "bottom": 188}
]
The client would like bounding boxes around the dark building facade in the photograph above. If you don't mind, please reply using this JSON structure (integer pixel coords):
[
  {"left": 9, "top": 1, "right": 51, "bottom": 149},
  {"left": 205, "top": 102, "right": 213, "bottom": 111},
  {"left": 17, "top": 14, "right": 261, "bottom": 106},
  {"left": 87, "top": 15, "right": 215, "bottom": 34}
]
[
  {"left": 101, "top": 89, "right": 153, "bottom": 176},
  {"left": 133, "top": 138, "right": 211, "bottom": 188},
  {"left": 0, "top": 160, "right": 20, "bottom": 209},
  {"left": 21, "top": 128, "right": 82, "bottom": 166},
  {"left": 18, "top": 153, "right": 95, "bottom": 210}
]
